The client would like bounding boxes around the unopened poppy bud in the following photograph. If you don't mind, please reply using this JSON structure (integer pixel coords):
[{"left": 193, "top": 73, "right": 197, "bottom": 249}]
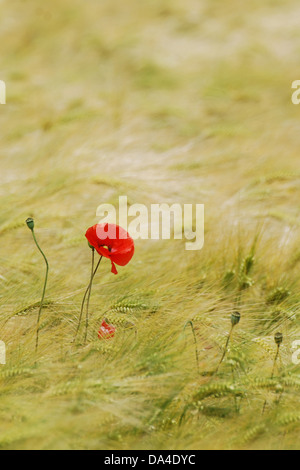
[
  {"left": 26, "top": 218, "right": 35, "bottom": 231},
  {"left": 275, "top": 332, "right": 283, "bottom": 346},
  {"left": 231, "top": 311, "right": 241, "bottom": 327}
]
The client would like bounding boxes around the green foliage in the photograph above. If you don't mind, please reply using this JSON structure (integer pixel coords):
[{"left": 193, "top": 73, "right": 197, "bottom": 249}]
[
  {"left": 242, "top": 425, "right": 267, "bottom": 446},
  {"left": 266, "top": 287, "right": 291, "bottom": 305},
  {"left": 193, "top": 383, "right": 244, "bottom": 401}
]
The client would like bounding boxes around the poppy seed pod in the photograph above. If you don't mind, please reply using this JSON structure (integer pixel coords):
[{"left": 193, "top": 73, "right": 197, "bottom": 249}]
[
  {"left": 275, "top": 332, "right": 283, "bottom": 346},
  {"left": 231, "top": 311, "right": 241, "bottom": 327},
  {"left": 26, "top": 218, "right": 35, "bottom": 231}
]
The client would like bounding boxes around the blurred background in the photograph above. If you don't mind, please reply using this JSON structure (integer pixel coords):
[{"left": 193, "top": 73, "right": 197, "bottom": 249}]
[
  {"left": 0, "top": 0, "right": 299, "bottom": 450},
  {"left": 1, "top": 0, "right": 300, "bottom": 228}
]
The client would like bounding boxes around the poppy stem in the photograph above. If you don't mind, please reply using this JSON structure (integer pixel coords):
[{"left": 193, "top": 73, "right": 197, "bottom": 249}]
[
  {"left": 184, "top": 321, "right": 200, "bottom": 375},
  {"left": 272, "top": 343, "right": 282, "bottom": 378},
  {"left": 215, "top": 325, "right": 234, "bottom": 375},
  {"left": 262, "top": 343, "right": 281, "bottom": 414},
  {"left": 30, "top": 229, "right": 49, "bottom": 354},
  {"left": 74, "top": 253, "right": 102, "bottom": 342},
  {"left": 84, "top": 250, "right": 95, "bottom": 344}
]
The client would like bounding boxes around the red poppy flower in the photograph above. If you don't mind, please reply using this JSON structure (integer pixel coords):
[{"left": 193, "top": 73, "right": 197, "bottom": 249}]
[
  {"left": 86, "top": 223, "right": 135, "bottom": 275},
  {"left": 98, "top": 320, "right": 116, "bottom": 340}
]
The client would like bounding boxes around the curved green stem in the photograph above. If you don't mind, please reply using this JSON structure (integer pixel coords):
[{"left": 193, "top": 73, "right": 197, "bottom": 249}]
[
  {"left": 271, "top": 345, "right": 280, "bottom": 379},
  {"left": 84, "top": 250, "right": 95, "bottom": 344},
  {"left": 215, "top": 325, "right": 234, "bottom": 375},
  {"left": 74, "top": 254, "right": 102, "bottom": 342},
  {"left": 184, "top": 321, "right": 200, "bottom": 374},
  {"left": 31, "top": 229, "right": 49, "bottom": 353},
  {"left": 262, "top": 344, "right": 281, "bottom": 414}
]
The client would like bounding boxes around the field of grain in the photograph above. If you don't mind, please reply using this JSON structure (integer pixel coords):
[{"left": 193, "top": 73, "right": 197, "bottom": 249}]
[{"left": 0, "top": 0, "right": 300, "bottom": 450}]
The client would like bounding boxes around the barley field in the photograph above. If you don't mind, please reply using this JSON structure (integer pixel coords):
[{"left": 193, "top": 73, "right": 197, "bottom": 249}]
[{"left": 0, "top": 0, "right": 300, "bottom": 450}]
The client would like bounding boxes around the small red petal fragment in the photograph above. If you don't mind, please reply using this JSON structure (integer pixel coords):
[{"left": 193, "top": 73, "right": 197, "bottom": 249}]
[
  {"left": 111, "top": 262, "right": 118, "bottom": 275},
  {"left": 98, "top": 320, "right": 116, "bottom": 340}
]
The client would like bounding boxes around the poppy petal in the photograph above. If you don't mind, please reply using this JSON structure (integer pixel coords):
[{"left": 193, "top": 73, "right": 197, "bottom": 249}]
[
  {"left": 111, "top": 262, "right": 118, "bottom": 275},
  {"left": 85, "top": 224, "right": 135, "bottom": 275}
]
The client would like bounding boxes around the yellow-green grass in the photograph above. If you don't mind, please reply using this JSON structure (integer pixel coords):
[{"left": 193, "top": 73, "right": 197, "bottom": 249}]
[{"left": 0, "top": 0, "right": 300, "bottom": 450}]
